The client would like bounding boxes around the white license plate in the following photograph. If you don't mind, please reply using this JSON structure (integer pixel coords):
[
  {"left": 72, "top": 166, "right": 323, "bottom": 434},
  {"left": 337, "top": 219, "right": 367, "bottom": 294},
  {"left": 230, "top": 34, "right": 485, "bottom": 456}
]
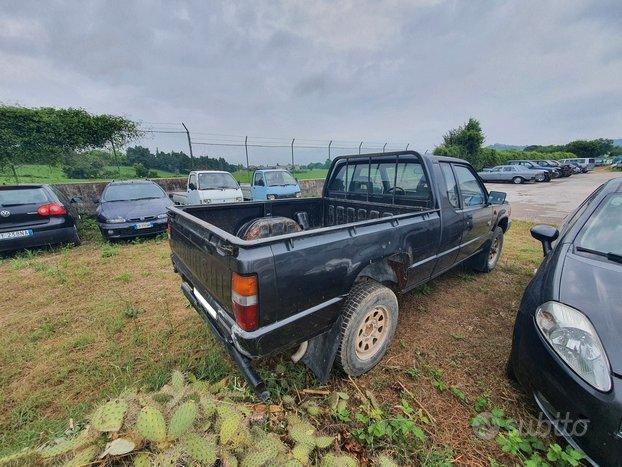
[
  {"left": 0, "top": 229, "right": 33, "bottom": 240},
  {"left": 134, "top": 222, "right": 153, "bottom": 229}
]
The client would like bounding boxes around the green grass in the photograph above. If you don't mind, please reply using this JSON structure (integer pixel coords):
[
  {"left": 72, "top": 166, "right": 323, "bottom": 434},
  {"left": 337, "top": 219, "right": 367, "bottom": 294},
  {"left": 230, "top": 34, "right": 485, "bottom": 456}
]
[{"left": 0, "top": 164, "right": 179, "bottom": 185}]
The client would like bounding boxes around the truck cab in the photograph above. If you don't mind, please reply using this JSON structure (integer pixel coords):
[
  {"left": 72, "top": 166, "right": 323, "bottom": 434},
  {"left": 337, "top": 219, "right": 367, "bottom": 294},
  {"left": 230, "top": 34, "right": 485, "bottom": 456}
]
[
  {"left": 241, "top": 169, "right": 301, "bottom": 200},
  {"left": 172, "top": 171, "right": 243, "bottom": 205}
]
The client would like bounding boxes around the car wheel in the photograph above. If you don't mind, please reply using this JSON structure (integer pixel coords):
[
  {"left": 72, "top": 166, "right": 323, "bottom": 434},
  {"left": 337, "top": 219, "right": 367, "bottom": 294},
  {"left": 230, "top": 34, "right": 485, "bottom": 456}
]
[
  {"left": 512, "top": 176, "right": 523, "bottom": 184},
  {"left": 506, "top": 354, "right": 517, "bottom": 382},
  {"left": 71, "top": 226, "right": 81, "bottom": 246},
  {"left": 535, "top": 174, "right": 545, "bottom": 182},
  {"left": 473, "top": 226, "right": 504, "bottom": 273},
  {"left": 336, "top": 281, "right": 398, "bottom": 377}
]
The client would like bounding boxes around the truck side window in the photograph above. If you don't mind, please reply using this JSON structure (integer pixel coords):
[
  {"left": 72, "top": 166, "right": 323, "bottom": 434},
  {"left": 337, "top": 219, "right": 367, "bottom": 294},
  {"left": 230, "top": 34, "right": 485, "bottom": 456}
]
[
  {"left": 255, "top": 172, "right": 264, "bottom": 186},
  {"left": 453, "top": 165, "right": 486, "bottom": 207},
  {"left": 189, "top": 174, "right": 197, "bottom": 189},
  {"left": 440, "top": 163, "right": 460, "bottom": 208},
  {"left": 328, "top": 164, "right": 346, "bottom": 192}
]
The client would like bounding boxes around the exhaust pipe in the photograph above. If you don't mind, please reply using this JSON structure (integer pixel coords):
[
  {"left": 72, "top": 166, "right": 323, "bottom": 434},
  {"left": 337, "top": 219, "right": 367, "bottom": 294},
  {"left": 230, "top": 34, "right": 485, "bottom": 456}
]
[{"left": 291, "top": 341, "right": 308, "bottom": 363}]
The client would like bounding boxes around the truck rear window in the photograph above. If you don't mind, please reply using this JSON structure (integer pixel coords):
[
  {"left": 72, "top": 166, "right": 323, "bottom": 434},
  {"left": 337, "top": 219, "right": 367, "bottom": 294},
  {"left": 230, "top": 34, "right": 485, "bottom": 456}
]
[
  {"left": 327, "top": 157, "right": 431, "bottom": 206},
  {"left": 0, "top": 187, "right": 48, "bottom": 206}
]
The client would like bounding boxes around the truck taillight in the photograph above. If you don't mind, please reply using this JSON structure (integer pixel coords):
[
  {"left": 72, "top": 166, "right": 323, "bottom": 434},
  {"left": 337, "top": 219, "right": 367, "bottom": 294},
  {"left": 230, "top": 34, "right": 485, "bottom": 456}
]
[
  {"left": 231, "top": 272, "right": 258, "bottom": 331},
  {"left": 37, "top": 203, "right": 67, "bottom": 217}
]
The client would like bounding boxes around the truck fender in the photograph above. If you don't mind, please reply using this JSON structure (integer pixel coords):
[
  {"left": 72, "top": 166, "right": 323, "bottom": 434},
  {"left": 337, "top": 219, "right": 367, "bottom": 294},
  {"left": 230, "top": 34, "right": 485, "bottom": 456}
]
[{"left": 355, "top": 253, "right": 410, "bottom": 289}]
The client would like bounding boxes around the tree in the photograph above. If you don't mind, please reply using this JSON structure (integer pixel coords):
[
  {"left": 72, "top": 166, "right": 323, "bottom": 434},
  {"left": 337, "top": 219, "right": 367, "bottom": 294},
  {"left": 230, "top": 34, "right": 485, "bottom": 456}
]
[
  {"left": 565, "top": 139, "right": 613, "bottom": 159},
  {"left": 434, "top": 118, "right": 487, "bottom": 169},
  {"left": 0, "top": 105, "right": 140, "bottom": 183}
]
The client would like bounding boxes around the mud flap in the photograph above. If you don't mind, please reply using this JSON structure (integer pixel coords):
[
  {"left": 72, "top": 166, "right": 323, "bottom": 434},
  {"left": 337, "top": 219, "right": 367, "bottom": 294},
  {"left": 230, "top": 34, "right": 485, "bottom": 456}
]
[{"left": 301, "top": 315, "right": 344, "bottom": 384}]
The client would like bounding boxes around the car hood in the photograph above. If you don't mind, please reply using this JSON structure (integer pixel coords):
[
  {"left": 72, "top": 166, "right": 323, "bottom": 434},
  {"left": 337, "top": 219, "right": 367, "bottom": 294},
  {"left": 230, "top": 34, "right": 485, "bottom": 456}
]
[
  {"left": 98, "top": 197, "right": 172, "bottom": 221},
  {"left": 559, "top": 252, "right": 622, "bottom": 375}
]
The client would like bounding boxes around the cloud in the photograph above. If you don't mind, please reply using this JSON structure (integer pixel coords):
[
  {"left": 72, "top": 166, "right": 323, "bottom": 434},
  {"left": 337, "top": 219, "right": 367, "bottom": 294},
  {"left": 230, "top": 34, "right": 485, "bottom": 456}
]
[{"left": 0, "top": 0, "right": 620, "bottom": 164}]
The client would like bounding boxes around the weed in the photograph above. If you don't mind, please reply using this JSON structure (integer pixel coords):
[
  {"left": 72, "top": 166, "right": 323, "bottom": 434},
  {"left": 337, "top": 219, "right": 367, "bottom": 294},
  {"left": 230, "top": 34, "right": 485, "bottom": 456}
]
[
  {"left": 419, "top": 447, "right": 454, "bottom": 466},
  {"left": 115, "top": 272, "right": 131, "bottom": 283},
  {"left": 415, "top": 283, "right": 434, "bottom": 296},
  {"left": 70, "top": 334, "right": 96, "bottom": 351},
  {"left": 449, "top": 386, "right": 467, "bottom": 403},
  {"left": 101, "top": 243, "right": 119, "bottom": 258},
  {"left": 405, "top": 367, "right": 420, "bottom": 380},
  {"left": 474, "top": 393, "right": 491, "bottom": 413},
  {"left": 29, "top": 322, "right": 55, "bottom": 342},
  {"left": 450, "top": 332, "right": 465, "bottom": 340},
  {"left": 122, "top": 304, "right": 141, "bottom": 319}
]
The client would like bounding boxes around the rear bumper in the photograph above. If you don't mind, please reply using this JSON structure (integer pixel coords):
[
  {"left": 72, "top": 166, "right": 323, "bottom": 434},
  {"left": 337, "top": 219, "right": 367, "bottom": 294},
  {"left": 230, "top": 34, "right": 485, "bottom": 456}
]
[
  {"left": 171, "top": 253, "right": 342, "bottom": 358},
  {"left": 99, "top": 219, "right": 167, "bottom": 239},
  {"left": 0, "top": 225, "right": 76, "bottom": 253}
]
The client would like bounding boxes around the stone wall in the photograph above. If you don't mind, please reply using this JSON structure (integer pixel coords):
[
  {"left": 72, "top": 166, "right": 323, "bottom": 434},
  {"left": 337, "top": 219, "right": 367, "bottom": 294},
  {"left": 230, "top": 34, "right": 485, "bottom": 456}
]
[{"left": 53, "top": 178, "right": 325, "bottom": 214}]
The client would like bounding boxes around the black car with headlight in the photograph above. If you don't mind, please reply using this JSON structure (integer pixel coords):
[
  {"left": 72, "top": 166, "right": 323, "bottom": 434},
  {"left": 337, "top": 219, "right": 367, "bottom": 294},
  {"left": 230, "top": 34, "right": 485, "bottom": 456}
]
[
  {"left": 96, "top": 180, "right": 173, "bottom": 240},
  {"left": 508, "top": 176, "right": 622, "bottom": 466}
]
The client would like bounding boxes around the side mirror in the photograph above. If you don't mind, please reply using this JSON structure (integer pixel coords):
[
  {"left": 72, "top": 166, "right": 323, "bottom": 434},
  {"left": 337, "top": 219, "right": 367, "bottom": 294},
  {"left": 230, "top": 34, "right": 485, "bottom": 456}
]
[
  {"left": 488, "top": 191, "right": 507, "bottom": 205},
  {"left": 531, "top": 224, "right": 559, "bottom": 256},
  {"left": 70, "top": 196, "right": 83, "bottom": 204},
  {"left": 188, "top": 182, "right": 197, "bottom": 191}
]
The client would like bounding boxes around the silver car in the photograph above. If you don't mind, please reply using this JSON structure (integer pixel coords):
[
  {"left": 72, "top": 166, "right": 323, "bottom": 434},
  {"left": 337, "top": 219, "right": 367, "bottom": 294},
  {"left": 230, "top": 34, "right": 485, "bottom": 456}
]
[{"left": 478, "top": 165, "right": 545, "bottom": 184}]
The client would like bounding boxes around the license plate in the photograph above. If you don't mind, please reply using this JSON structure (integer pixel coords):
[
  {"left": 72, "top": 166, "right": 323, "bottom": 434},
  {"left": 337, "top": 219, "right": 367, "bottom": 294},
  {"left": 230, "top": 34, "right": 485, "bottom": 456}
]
[
  {"left": 134, "top": 222, "right": 153, "bottom": 229},
  {"left": 0, "top": 229, "right": 33, "bottom": 240}
]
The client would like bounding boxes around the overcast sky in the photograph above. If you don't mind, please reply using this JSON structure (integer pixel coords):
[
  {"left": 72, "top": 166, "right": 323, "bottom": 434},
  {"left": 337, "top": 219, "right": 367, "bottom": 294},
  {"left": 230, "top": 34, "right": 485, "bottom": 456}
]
[{"left": 1, "top": 0, "right": 621, "bottom": 165}]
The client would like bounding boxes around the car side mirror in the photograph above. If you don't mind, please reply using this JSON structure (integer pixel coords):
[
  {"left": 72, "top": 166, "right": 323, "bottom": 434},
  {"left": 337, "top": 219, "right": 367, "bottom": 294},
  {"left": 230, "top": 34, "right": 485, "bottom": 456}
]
[
  {"left": 488, "top": 191, "right": 506, "bottom": 205},
  {"left": 188, "top": 182, "right": 197, "bottom": 191},
  {"left": 255, "top": 179, "right": 265, "bottom": 186},
  {"left": 70, "top": 196, "right": 83, "bottom": 204},
  {"left": 531, "top": 224, "right": 559, "bottom": 256}
]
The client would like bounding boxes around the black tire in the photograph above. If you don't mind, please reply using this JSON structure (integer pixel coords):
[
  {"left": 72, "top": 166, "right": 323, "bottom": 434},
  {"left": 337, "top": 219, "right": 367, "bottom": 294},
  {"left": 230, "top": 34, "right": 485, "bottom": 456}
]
[
  {"left": 512, "top": 176, "right": 523, "bottom": 184},
  {"left": 336, "top": 281, "right": 399, "bottom": 377},
  {"left": 71, "top": 226, "right": 81, "bottom": 246},
  {"left": 506, "top": 355, "right": 517, "bottom": 382},
  {"left": 535, "top": 173, "right": 545, "bottom": 182},
  {"left": 472, "top": 226, "right": 504, "bottom": 273}
]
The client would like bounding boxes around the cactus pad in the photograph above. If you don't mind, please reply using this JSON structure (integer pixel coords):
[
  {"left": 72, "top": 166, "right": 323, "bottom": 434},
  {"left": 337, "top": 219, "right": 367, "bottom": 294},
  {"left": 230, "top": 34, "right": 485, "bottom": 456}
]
[
  {"left": 314, "top": 436, "right": 334, "bottom": 449},
  {"left": 375, "top": 454, "right": 398, "bottom": 467},
  {"left": 291, "top": 443, "right": 312, "bottom": 465},
  {"left": 170, "top": 370, "right": 184, "bottom": 392},
  {"left": 183, "top": 432, "right": 217, "bottom": 465},
  {"left": 136, "top": 406, "right": 167, "bottom": 443},
  {"left": 91, "top": 399, "right": 128, "bottom": 432},
  {"left": 168, "top": 400, "right": 198, "bottom": 439},
  {"left": 64, "top": 445, "right": 98, "bottom": 467},
  {"left": 133, "top": 452, "right": 151, "bottom": 467},
  {"left": 320, "top": 453, "right": 358, "bottom": 467}
]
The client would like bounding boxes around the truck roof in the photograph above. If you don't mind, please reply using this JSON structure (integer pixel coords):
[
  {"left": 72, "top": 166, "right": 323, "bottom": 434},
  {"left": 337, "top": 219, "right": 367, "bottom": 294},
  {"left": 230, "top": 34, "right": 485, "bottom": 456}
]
[
  {"left": 190, "top": 170, "right": 232, "bottom": 174},
  {"left": 330, "top": 151, "right": 470, "bottom": 166}
]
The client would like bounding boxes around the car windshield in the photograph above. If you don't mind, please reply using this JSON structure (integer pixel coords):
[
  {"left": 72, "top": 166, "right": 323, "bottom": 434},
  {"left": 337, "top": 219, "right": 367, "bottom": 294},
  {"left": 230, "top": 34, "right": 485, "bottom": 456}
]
[
  {"left": 264, "top": 171, "right": 297, "bottom": 186},
  {"left": 102, "top": 183, "right": 166, "bottom": 202},
  {"left": 198, "top": 172, "right": 238, "bottom": 190},
  {"left": 576, "top": 194, "right": 622, "bottom": 257},
  {"left": 0, "top": 187, "right": 48, "bottom": 206}
]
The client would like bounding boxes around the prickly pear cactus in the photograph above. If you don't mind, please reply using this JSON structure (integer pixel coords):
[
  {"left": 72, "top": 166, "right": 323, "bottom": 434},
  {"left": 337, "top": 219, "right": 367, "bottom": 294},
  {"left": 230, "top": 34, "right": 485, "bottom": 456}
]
[
  {"left": 133, "top": 452, "right": 151, "bottom": 467},
  {"left": 320, "top": 453, "right": 358, "bottom": 467},
  {"left": 136, "top": 405, "right": 167, "bottom": 443},
  {"left": 291, "top": 443, "right": 312, "bottom": 465},
  {"left": 287, "top": 416, "right": 317, "bottom": 446},
  {"left": 91, "top": 398, "right": 128, "bottom": 432},
  {"left": 0, "top": 449, "right": 37, "bottom": 466},
  {"left": 183, "top": 432, "right": 217, "bottom": 465},
  {"left": 170, "top": 370, "right": 185, "bottom": 392},
  {"left": 168, "top": 400, "right": 198, "bottom": 439},
  {"left": 200, "top": 395, "right": 217, "bottom": 418},
  {"left": 64, "top": 445, "right": 98, "bottom": 467},
  {"left": 375, "top": 454, "right": 399, "bottom": 467},
  {"left": 218, "top": 405, "right": 243, "bottom": 446},
  {"left": 314, "top": 435, "right": 334, "bottom": 449}
]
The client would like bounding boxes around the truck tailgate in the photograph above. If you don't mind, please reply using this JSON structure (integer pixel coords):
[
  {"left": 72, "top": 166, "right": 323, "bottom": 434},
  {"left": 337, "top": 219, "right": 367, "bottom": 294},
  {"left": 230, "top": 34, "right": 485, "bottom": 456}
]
[{"left": 169, "top": 209, "right": 234, "bottom": 313}]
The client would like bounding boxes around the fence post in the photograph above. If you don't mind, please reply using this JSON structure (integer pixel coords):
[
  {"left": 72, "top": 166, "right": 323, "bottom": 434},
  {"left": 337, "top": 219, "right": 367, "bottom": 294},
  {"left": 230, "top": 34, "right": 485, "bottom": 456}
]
[
  {"left": 358, "top": 141, "right": 363, "bottom": 154},
  {"left": 405, "top": 143, "right": 410, "bottom": 151},
  {"left": 291, "top": 138, "right": 295, "bottom": 167},
  {"left": 181, "top": 122, "right": 194, "bottom": 158},
  {"left": 245, "top": 136, "right": 249, "bottom": 168},
  {"left": 382, "top": 142, "right": 387, "bottom": 153},
  {"left": 328, "top": 140, "right": 332, "bottom": 160}
]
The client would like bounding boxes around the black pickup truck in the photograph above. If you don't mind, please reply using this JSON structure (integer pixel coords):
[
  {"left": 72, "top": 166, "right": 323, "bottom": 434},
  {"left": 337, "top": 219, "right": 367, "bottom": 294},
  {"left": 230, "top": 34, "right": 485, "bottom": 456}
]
[{"left": 168, "top": 151, "right": 510, "bottom": 399}]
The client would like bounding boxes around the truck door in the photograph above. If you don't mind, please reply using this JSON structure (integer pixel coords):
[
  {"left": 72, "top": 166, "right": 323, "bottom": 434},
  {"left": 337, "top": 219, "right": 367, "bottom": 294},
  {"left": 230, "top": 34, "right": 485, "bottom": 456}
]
[
  {"left": 188, "top": 173, "right": 199, "bottom": 205},
  {"left": 431, "top": 162, "right": 464, "bottom": 275},
  {"left": 251, "top": 172, "right": 265, "bottom": 200},
  {"left": 453, "top": 164, "right": 493, "bottom": 261}
]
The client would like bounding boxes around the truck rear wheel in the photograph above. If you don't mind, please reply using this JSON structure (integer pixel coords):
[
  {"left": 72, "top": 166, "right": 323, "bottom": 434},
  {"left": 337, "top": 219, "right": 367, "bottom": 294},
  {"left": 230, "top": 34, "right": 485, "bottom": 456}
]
[
  {"left": 336, "top": 281, "right": 398, "bottom": 377},
  {"left": 472, "top": 226, "right": 504, "bottom": 273}
]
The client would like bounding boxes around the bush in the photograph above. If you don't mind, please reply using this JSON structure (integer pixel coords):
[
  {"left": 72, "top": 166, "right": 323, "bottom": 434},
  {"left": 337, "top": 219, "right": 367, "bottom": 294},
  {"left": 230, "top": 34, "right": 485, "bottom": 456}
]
[
  {"left": 148, "top": 170, "right": 160, "bottom": 178},
  {"left": 133, "top": 162, "right": 149, "bottom": 178},
  {"left": 62, "top": 152, "right": 105, "bottom": 179}
]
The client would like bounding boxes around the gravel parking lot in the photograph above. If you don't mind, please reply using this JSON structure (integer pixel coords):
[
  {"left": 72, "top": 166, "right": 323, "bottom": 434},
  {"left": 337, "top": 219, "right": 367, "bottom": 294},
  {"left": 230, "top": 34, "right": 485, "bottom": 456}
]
[{"left": 485, "top": 169, "right": 621, "bottom": 224}]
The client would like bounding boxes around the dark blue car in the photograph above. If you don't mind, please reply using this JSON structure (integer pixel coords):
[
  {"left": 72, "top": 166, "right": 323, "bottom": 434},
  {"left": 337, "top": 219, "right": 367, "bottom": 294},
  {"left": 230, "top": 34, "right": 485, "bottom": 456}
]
[
  {"left": 96, "top": 180, "right": 173, "bottom": 240},
  {"left": 508, "top": 177, "right": 622, "bottom": 466}
]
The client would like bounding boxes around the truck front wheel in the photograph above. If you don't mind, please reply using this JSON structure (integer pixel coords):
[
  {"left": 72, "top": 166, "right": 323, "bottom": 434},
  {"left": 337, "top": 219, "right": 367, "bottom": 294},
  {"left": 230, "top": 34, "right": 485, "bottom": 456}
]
[{"left": 336, "top": 281, "right": 398, "bottom": 377}]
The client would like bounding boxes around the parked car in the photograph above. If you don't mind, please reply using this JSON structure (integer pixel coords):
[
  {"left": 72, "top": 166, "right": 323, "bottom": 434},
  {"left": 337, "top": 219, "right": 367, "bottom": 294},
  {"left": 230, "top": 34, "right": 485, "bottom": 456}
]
[
  {"left": 240, "top": 169, "right": 301, "bottom": 200},
  {"left": 168, "top": 151, "right": 511, "bottom": 398},
  {"left": 478, "top": 165, "right": 544, "bottom": 184},
  {"left": 563, "top": 160, "right": 586, "bottom": 174},
  {"left": 0, "top": 184, "right": 81, "bottom": 253},
  {"left": 508, "top": 177, "right": 622, "bottom": 466},
  {"left": 507, "top": 160, "right": 556, "bottom": 181},
  {"left": 96, "top": 180, "right": 173, "bottom": 240},
  {"left": 560, "top": 158, "right": 595, "bottom": 172},
  {"left": 533, "top": 160, "right": 573, "bottom": 177},
  {"left": 171, "top": 171, "right": 243, "bottom": 205}
]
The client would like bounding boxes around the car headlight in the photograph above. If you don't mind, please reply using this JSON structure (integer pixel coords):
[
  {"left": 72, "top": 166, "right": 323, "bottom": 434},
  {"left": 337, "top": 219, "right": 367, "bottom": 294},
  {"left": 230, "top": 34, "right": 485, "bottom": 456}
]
[
  {"left": 536, "top": 301, "right": 611, "bottom": 392},
  {"left": 157, "top": 213, "right": 167, "bottom": 219},
  {"left": 267, "top": 194, "right": 276, "bottom": 200},
  {"left": 295, "top": 192, "right": 301, "bottom": 198},
  {"left": 106, "top": 217, "right": 126, "bottom": 224},
  {"left": 235, "top": 197, "right": 243, "bottom": 202}
]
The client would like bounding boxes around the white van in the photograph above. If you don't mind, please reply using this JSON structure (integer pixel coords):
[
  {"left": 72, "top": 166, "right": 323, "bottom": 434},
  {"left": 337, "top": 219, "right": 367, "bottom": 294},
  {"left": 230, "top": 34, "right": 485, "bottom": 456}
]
[
  {"left": 171, "top": 171, "right": 244, "bottom": 205},
  {"left": 559, "top": 158, "right": 596, "bottom": 171}
]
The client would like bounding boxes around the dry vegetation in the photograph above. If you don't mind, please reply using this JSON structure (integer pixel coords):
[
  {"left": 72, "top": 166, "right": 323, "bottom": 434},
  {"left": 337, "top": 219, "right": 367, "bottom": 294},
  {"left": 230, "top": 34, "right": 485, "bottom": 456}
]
[{"left": 0, "top": 221, "right": 565, "bottom": 464}]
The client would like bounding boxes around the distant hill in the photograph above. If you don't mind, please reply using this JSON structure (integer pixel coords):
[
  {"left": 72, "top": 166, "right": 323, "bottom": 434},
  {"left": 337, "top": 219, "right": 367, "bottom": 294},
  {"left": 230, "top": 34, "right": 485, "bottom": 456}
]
[
  {"left": 613, "top": 139, "right": 622, "bottom": 147},
  {"left": 487, "top": 143, "right": 525, "bottom": 151}
]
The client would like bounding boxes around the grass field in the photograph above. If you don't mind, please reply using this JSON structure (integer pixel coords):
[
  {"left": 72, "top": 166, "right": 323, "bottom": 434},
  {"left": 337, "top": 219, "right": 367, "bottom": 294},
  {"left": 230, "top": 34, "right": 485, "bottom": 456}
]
[
  {"left": 0, "top": 164, "right": 179, "bottom": 185},
  {"left": 0, "top": 221, "right": 581, "bottom": 464},
  {"left": 0, "top": 165, "right": 328, "bottom": 185}
]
